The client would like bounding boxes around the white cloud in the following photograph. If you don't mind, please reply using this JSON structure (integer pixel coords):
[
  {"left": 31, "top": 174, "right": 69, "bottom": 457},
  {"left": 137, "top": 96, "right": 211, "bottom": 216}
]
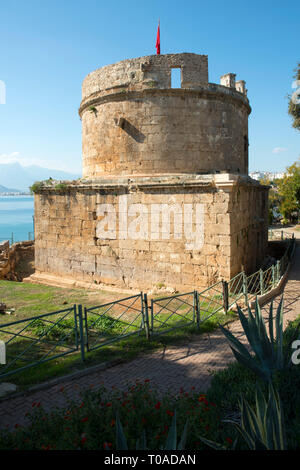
[
  {"left": 272, "top": 147, "right": 288, "bottom": 154},
  {"left": 0, "top": 151, "right": 82, "bottom": 173},
  {"left": 0, "top": 152, "right": 54, "bottom": 168}
]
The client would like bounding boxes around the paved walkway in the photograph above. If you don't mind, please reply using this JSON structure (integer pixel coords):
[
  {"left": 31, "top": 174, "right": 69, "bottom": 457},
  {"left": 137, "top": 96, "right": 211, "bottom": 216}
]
[{"left": 0, "top": 234, "right": 299, "bottom": 430}]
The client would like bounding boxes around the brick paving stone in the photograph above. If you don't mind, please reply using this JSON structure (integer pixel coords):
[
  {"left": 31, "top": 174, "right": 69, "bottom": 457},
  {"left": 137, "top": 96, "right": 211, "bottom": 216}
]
[{"left": 0, "top": 238, "right": 299, "bottom": 431}]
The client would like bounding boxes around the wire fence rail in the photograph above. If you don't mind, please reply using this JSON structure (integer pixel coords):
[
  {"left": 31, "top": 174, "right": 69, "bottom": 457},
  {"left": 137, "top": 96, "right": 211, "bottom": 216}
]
[
  {"left": 0, "top": 232, "right": 34, "bottom": 245},
  {"left": 0, "top": 235, "right": 296, "bottom": 380}
]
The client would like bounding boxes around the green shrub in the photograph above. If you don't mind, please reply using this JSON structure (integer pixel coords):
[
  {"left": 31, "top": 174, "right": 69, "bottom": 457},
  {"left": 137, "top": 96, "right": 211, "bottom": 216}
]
[
  {"left": 201, "top": 383, "right": 286, "bottom": 450},
  {"left": 54, "top": 183, "right": 68, "bottom": 192},
  {"left": 207, "top": 312, "right": 300, "bottom": 449},
  {"left": 218, "top": 298, "right": 299, "bottom": 382},
  {"left": 29, "top": 181, "right": 43, "bottom": 194},
  {"left": 29, "top": 314, "right": 126, "bottom": 344}
]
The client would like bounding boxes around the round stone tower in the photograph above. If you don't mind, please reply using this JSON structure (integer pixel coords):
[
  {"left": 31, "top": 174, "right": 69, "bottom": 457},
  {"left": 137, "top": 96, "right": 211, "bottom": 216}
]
[
  {"left": 79, "top": 53, "right": 251, "bottom": 179},
  {"left": 31, "top": 52, "right": 268, "bottom": 295}
]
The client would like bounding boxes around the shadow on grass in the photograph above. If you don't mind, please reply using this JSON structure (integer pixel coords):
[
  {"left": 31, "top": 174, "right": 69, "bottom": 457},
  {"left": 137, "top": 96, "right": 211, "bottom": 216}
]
[{"left": 0, "top": 309, "right": 237, "bottom": 390}]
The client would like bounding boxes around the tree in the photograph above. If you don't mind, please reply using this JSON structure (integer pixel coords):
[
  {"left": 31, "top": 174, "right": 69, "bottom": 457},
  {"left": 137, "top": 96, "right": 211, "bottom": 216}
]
[
  {"left": 288, "top": 63, "right": 300, "bottom": 131},
  {"left": 278, "top": 160, "right": 300, "bottom": 223},
  {"left": 259, "top": 176, "right": 282, "bottom": 224}
]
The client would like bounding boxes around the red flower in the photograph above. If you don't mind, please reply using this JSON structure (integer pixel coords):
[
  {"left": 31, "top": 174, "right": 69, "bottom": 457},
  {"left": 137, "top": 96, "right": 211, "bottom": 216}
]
[
  {"left": 41, "top": 444, "right": 51, "bottom": 451},
  {"left": 166, "top": 410, "right": 174, "bottom": 417},
  {"left": 141, "top": 417, "right": 147, "bottom": 424},
  {"left": 180, "top": 387, "right": 184, "bottom": 394},
  {"left": 79, "top": 402, "right": 84, "bottom": 408},
  {"left": 81, "top": 437, "right": 87, "bottom": 446},
  {"left": 32, "top": 402, "right": 36, "bottom": 408},
  {"left": 103, "top": 442, "right": 112, "bottom": 449},
  {"left": 205, "top": 425, "right": 210, "bottom": 432},
  {"left": 110, "top": 419, "right": 116, "bottom": 427},
  {"left": 144, "top": 379, "right": 150, "bottom": 383},
  {"left": 198, "top": 396, "right": 206, "bottom": 402},
  {"left": 155, "top": 401, "right": 161, "bottom": 410},
  {"left": 81, "top": 417, "right": 88, "bottom": 423},
  {"left": 226, "top": 437, "right": 233, "bottom": 445},
  {"left": 106, "top": 402, "right": 112, "bottom": 407},
  {"left": 191, "top": 386, "right": 195, "bottom": 390},
  {"left": 14, "top": 424, "right": 19, "bottom": 429}
]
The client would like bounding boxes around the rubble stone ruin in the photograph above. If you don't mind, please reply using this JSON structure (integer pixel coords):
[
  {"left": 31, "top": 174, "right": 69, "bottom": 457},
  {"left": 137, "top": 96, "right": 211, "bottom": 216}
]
[{"left": 30, "top": 53, "right": 269, "bottom": 292}]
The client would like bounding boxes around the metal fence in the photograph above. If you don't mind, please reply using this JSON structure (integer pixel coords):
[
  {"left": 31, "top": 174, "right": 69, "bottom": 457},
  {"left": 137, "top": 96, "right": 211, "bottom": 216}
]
[
  {"left": 0, "top": 306, "right": 79, "bottom": 379},
  {"left": 150, "top": 291, "right": 196, "bottom": 335},
  {"left": 83, "top": 294, "right": 145, "bottom": 352},
  {"left": 0, "top": 232, "right": 34, "bottom": 245},
  {"left": 268, "top": 229, "right": 294, "bottom": 240},
  {"left": 0, "top": 235, "right": 296, "bottom": 379}
]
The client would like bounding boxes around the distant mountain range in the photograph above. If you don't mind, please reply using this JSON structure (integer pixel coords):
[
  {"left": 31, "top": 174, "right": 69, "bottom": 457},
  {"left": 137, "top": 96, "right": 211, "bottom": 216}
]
[
  {"left": 0, "top": 184, "right": 23, "bottom": 194},
  {"left": 0, "top": 162, "right": 81, "bottom": 192}
]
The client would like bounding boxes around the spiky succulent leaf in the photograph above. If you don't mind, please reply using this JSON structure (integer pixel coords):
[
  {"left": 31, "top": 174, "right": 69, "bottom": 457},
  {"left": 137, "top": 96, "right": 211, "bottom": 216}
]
[
  {"left": 115, "top": 412, "right": 128, "bottom": 450},
  {"left": 229, "top": 346, "right": 271, "bottom": 382},
  {"left": 164, "top": 410, "right": 177, "bottom": 450},
  {"left": 218, "top": 323, "right": 256, "bottom": 362},
  {"left": 177, "top": 419, "right": 188, "bottom": 450},
  {"left": 197, "top": 436, "right": 227, "bottom": 450},
  {"left": 275, "top": 297, "right": 284, "bottom": 369},
  {"left": 268, "top": 301, "right": 275, "bottom": 349},
  {"left": 136, "top": 429, "right": 147, "bottom": 450}
]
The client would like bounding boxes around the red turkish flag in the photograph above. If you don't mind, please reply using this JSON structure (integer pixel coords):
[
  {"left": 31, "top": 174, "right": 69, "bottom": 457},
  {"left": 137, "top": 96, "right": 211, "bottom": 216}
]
[{"left": 156, "top": 22, "right": 160, "bottom": 55}]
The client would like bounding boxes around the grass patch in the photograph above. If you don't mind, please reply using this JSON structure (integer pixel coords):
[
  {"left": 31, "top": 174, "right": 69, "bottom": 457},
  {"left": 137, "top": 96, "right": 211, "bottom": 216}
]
[{"left": 0, "top": 280, "right": 118, "bottom": 320}]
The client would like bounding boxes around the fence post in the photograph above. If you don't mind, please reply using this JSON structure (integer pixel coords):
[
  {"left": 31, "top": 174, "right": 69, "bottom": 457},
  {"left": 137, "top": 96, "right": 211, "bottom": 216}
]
[
  {"left": 194, "top": 291, "right": 200, "bottom": 328},
  {"left": 276, "top": 260, "right": 280, "bottom": 283},
  {"left": 242, "top": 272, "right": 248, "bottom": 306},
  {"left": 150, "top": 299, "right": 154, "bottom": 334},
  {"left": 143, "top": 293, "right": 150, "bottom": 340},
  {"left": 260, "top": 269, "right": 264, "bottom": 295},
  {"left": 272, "top": 264, "right": 276, "bottom": 288},
  {"left": 77, "top": 304, "right": 85, "bottom": 362},
  {"left": 222, "top": 280, "right": 229, "bottom": 314}
]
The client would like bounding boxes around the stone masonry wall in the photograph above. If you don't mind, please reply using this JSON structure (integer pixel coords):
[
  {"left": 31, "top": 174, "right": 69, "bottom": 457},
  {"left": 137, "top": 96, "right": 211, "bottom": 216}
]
[
  {"left": 0, "top": 241, "right": 34, "bottom": 281},
  {"left": 33, "top": 176, "right": 268, "bottom": 292},
  {"left": 79, "top": 53, "right": 250, "bottom": 179}
]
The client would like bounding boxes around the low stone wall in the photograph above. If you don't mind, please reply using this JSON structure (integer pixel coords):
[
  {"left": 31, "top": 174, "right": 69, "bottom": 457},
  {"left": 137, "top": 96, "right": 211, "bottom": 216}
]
[
  {"left": 32, "top": 174, "right": 268, "bottom": 292},
  {"left": 0, "top": 241, "right": 34, "bottom": 281}
]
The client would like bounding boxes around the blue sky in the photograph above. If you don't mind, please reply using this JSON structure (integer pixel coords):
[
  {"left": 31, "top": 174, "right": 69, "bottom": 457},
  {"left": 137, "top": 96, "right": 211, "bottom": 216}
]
[{"left": 0, "top": 0, "right": 299, "bottom": 174}]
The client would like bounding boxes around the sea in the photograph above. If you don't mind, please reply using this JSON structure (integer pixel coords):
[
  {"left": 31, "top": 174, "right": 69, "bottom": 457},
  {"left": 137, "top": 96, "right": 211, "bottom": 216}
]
[{"left": 0, "top": 195, "right": 34, "bottom": 244}]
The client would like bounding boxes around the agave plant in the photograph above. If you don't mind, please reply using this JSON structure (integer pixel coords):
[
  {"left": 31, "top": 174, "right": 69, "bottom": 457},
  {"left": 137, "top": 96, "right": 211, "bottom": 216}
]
[
  {"left": 199, "top": 383, "right": 286, "bottom": 450},
  {"left": 104, "top": 410, "right": 188, "bottom": 450},
  {"left": 219, "top": 296, "right": 300, "bottom": 382}
]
